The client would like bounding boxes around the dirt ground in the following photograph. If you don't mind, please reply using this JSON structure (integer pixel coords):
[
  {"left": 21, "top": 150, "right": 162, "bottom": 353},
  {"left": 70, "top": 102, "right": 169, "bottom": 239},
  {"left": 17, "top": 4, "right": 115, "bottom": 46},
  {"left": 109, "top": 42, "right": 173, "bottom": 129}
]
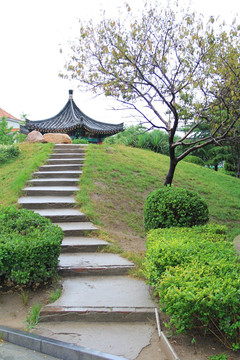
[{"left": 0, "top": 286, "right": 239, "bottom": 360}]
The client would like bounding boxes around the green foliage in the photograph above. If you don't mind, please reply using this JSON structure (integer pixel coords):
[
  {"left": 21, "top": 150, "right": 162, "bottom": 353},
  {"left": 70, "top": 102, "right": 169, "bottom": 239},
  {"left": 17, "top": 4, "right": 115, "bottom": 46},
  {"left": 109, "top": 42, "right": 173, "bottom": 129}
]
[
  {"left": 144, "top": 224, "right": 228, "bottom": 286},
  {"left": 62, "top": 2, "right": 240, "bottom": 186},
  {"left": 0, "top": 206, "right": 63, "bottom": 286},
  {"left": 72, "top": 138, "right": 89, "bottom": 144},
  {"left": 0, "top": 142, "right": 54, "bottom": 206},
  {"left": 145, "top": 225, "right": 240, "bottom": 349},
  {"left": 25, "top": 302, "right": 42, "bottom": 329},
  {"left": 0, "top": 117, "right": 17, "bottom": 145},
  {"left": 143, "top": 186, "right": 209, "bottom": 232},
  {"left": 14, "top": 133, "right": 27, "bottom": 144},
  {"left": 48, "top": 288, "right": 62, "bottom": 303},
  {"left": 183, "top": 155, "right": 204, "bottom": 166},
  {"left": 0, "top": 145, "right": 20, "bottom": 163},
  {"left": 105, "top": 126, "right": 173, "bottom": 156},
  {"left": 207, "top": 355, "right": 228, "bottom": 360}
]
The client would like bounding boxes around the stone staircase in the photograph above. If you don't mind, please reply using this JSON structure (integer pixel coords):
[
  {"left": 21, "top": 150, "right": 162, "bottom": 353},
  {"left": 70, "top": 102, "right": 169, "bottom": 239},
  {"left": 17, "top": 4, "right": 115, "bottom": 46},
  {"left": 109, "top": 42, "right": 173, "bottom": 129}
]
[{"left": 18, "top": 144, "right": 162, "bottom": 360}]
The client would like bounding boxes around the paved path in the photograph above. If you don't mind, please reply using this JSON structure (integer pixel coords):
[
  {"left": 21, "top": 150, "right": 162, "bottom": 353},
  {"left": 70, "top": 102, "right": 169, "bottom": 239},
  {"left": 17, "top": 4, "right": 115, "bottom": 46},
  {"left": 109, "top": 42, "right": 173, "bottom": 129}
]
[
  {"left": 0, "top": 342, "right": 61, "bottom": 360},
  {"left": 16, "top": 144, "right": 167, "bottom": 360}
]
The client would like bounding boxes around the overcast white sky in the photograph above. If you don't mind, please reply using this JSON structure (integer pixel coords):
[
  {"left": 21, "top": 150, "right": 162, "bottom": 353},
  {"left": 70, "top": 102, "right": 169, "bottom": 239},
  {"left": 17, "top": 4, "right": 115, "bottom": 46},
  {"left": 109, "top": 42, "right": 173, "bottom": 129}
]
[{"left": 0, "top": 0, "right": 239, "bottom": 125}]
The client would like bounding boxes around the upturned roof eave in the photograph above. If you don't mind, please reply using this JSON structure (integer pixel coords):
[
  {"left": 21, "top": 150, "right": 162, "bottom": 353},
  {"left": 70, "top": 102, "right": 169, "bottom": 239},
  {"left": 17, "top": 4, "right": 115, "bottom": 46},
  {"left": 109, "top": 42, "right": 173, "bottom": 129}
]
[{"left": 25, "top": 93, "right": 124, "bottom": 134}]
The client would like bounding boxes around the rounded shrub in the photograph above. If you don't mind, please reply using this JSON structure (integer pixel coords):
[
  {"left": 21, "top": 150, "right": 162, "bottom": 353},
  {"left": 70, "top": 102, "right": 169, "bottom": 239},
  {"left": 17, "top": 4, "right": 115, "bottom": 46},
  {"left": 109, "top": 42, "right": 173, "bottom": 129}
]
[
  {"left": 0, "top": 206, "right": 64, "bottom": 287},
  {"left": 143, "top": 186, "right": 209, "bottom": 232},
  {"left": 183, "top": 155, "right": 205, "bottom": 166}
]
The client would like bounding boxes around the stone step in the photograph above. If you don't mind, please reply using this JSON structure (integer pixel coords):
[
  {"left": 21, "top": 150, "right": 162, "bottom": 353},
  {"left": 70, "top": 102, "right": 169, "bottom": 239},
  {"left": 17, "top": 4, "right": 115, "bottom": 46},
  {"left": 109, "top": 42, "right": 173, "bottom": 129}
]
[
  {"left": 32, "top": 171, "right": 82, "bottom": 179},
  {"left": 32, "top": 209, "right": 87, "bottom": 222},
  {"left": 46, "top": 158, "right": 85, "bottom": 165},
  {"left": 54, "top": 144, "right": 88, "bottom": 150},
  {"left": 39, "top": 164, "right": 84, "bottom": 172},
  {"left": 33, "top": 321, "right": 158, "bottom": 360},
  {"left": 54, "top": 222, "right": 98, "bottom": 236},
  {"left": 27, "top": 178, "right": 79, "bottom": 186},
  {"left": 53, "top": 149, "right": 86, "bottom": 154},
  {"left": 18, "top": 196, "right": 77, "bottom": 209},
  {"left": 40, "top": 276, "right": 155, "bottom": 322},
  {"left": 61, "top": 237, "right": 109, "bottom": 252},
  {"left": 58, "top": 253, "right": 134, "bottom": 276},
  {"left": 23, "top": 186, "right": 79, "bottom": 196},
  {"left": 50, "top": 153, "right": 85, "bottom": 159}
]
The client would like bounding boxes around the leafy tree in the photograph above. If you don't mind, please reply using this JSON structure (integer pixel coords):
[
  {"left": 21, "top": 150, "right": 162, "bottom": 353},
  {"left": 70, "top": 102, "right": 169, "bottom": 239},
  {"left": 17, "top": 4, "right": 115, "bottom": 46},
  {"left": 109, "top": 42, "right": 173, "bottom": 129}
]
[
  {"left": 61, "top": 2, "right": 240, "bottom": 185},
  {"left": 0, "top": 117, "right": 16, "bottom": 145}
]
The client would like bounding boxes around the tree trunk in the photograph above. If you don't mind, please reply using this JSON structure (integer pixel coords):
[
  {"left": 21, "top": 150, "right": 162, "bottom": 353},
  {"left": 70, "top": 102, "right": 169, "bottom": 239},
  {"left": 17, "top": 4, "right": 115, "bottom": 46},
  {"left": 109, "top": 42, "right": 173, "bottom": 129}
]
[
  {"left": 164, "top": 157, "right": 178, "bottom": 186},
  {"left": 214, "top": 164, "right": 218, "bottom": 171}
]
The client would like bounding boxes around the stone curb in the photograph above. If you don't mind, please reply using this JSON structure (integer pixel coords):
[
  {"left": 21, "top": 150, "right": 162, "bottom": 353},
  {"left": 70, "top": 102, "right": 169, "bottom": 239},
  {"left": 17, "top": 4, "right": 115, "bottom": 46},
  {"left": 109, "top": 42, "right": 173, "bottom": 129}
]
[{"left": 0, "top": 326, "right": 127, "bottom": 360}]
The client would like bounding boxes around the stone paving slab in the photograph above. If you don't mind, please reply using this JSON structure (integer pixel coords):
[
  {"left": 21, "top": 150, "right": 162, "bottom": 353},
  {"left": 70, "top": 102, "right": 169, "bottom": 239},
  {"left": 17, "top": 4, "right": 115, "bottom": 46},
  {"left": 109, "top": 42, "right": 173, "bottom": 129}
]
[
  {"left": 33, "top": 322, "right": 164, "bottom": 360},
  {"left": 39, "top": 165, "right": 84, "bottom": 171},
  {"left": 28, "top": 178, "right": 79, "bottom": 186},
  {"left": 43, "top": 276, "right": 155, "bottom": 311},
  {"left": 46, "top": 159, "right": 85, "bottom": 164},
  {"left": 50, "top": 153, "right": 85, "bottom": 158},
  {"left": 55, "top": 222, "right": 98, "bottom": 235},
  {"left": 32, "top": 171, "right": 82, "bottom": 178},
  {"left": 18, "top": 196, "right": 77, "bottom": 209},
  {"left": 58, "top": 253, "right": 134, "bottom": 276},
  {"left": 33, "top": 209, "right": 87, "bottom": 222},
  {"left": 59, "top": 253, "right": 134, "bottom": 268},
  {"left": 23, "top": 186, "right": 79, "bottom": 196},
  {"left": 61, "top": 237, "right": 109, "bottom": 252}
]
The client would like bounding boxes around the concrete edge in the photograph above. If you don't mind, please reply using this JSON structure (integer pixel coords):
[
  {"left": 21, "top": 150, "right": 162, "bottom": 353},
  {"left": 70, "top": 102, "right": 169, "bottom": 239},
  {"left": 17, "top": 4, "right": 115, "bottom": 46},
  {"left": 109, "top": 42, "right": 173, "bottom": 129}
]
[
  {"left": 155, "top": 309, "right": 180, "bottom": 360},
  {"left": 159, "top": 332, "right": 180, "bottom": 360},
  {"left": 0, "top": 326, "right": 127, "bottom": 360}
]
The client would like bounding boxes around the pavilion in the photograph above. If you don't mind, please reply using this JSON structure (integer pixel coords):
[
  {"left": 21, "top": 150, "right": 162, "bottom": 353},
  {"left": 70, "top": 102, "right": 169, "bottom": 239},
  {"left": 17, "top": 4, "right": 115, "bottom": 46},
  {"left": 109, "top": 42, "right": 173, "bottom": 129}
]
[{"left": 20, "top": 90, "right": 124, "bottom": 143}]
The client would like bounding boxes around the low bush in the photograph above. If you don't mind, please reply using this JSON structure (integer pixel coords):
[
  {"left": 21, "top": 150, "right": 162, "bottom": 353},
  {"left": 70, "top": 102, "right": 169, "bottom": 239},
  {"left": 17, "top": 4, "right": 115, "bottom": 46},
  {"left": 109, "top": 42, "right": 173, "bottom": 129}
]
[
  {"left": 183, "top": 155, "right": 205, "bottom": 166},
  {"left": 144, "top": 224, "right": 228, "bottom": 286},
  {"left": 143, "top": 186, "right": 209, "bottom": 232},
  {"left": 0, "top": 145, "right": 20, "bottom": 163},
  {"left": 0, "top": 206, "right": 63, "bottom": 287},
  {"left": 144, "top": 225, "right": 240, "bottom": 349},
  {"left": 72, "top": 139, "right": 89, "bottom": 144}
]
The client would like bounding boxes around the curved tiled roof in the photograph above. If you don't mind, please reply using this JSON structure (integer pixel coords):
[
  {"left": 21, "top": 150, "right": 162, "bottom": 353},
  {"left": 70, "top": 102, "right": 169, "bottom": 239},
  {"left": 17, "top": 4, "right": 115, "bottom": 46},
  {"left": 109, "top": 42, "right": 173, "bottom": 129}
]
[
  {"left": 0, "top": 108, "right": 20, "bottom": 121},
  {"left": 25, "top": 92, "right": 124, "bottom": 135}
]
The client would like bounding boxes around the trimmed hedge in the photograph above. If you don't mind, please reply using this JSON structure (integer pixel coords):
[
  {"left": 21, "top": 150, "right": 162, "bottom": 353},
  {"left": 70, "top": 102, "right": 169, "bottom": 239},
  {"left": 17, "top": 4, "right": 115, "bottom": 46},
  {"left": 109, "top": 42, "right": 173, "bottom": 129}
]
[
  {"left": 183, "top": 155, "right": 205, "bottom": 166},
  {"left": 143, "top": 186, "right": 209, "bottom": 232},
  {"left": 0, "top": 145, "right": 20, "bottom": 163},
  {"left": 144, "top": 225, "right": 240, "bottom": 349},
  {"left": 0, "top": 206, "right": 63, "bottom": 286}
]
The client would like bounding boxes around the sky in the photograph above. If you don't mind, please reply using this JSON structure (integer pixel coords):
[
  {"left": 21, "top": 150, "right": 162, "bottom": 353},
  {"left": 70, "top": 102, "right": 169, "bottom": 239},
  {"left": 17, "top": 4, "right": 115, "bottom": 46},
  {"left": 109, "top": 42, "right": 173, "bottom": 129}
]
[{"left": 0, "top": 0, "right": 239, "bottom": 125}]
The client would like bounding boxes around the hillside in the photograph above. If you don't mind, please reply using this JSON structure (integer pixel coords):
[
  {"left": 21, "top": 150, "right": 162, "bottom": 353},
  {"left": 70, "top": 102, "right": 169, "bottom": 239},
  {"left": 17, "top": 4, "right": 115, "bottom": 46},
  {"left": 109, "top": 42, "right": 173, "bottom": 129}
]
[{"left": 77, "top": 144, "right": 240, "bottom": 253}]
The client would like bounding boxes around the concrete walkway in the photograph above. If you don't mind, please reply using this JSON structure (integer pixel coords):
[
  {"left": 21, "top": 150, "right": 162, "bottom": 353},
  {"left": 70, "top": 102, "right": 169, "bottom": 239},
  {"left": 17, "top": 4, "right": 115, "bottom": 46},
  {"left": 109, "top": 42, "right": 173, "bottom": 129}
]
[
  {"left": 0, "top": 342, "right": 61, "bottom": 360},
  {"left": 16, "top": 144, "right": 168, "bottom": 360}
]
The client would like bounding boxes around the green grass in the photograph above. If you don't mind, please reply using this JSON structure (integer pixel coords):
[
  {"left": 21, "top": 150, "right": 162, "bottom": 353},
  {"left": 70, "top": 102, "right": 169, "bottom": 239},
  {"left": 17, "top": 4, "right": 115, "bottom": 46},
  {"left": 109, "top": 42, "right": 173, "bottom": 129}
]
[
  {"left": 25, "top": 302, "right": 42, "bottom": 330},
  {"left": 0, "top": 142, "right": 54, "bottom": 206},
  {"left": 48, "top": 288, "right": 62, "bottom": 303},
  {"left": 77, "top": 144, "right": 240, "bottom": 243}
]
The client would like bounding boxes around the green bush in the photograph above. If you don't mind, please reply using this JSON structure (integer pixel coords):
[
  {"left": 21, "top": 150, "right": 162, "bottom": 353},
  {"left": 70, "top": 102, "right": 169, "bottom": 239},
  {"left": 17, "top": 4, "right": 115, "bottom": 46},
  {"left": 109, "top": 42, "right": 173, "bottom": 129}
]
[
  {"left": 144, "top": 225, "right": 240, "bottom": 349},
  {"left": 0, "top": 206, "right": 63, "bottom": 286},
  {"left": 183, "top": 155, "right": 205, "bottom": 166},
  {"left": 0, "top": 145, "right": 20, "bottom": 163},
  {"left": 144, "top": 224, "right": 228, "bottom": 286},
  {"left": 72, "top": 139, "right": 89, "bottom": 144},
  {"left": 143, "top": 186, "right": 209, "bottom": 232}
]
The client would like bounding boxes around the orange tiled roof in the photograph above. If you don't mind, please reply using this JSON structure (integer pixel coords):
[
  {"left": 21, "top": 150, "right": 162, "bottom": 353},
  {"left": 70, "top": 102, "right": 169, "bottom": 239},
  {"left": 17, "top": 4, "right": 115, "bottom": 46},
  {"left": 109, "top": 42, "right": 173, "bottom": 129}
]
[{"left": 0, "top": 108, "right": 20, "bottom": 121}]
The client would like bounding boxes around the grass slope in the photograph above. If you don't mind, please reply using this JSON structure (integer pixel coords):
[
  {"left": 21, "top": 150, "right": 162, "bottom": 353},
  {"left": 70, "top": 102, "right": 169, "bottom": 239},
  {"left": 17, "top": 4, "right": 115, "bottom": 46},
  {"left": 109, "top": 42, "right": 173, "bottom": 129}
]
[
  {"left": 0, "top": 142, "right": 54, "bottom": 206},
  {"left": 77, "top": 144, "right": 240, "bottom": 253}
]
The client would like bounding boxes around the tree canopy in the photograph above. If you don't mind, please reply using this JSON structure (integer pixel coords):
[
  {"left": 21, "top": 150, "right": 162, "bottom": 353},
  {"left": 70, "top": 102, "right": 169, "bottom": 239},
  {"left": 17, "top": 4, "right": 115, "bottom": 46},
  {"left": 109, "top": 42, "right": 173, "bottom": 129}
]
[{"left": 60, "top": 2, "right": 240, "bottom": 185}]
